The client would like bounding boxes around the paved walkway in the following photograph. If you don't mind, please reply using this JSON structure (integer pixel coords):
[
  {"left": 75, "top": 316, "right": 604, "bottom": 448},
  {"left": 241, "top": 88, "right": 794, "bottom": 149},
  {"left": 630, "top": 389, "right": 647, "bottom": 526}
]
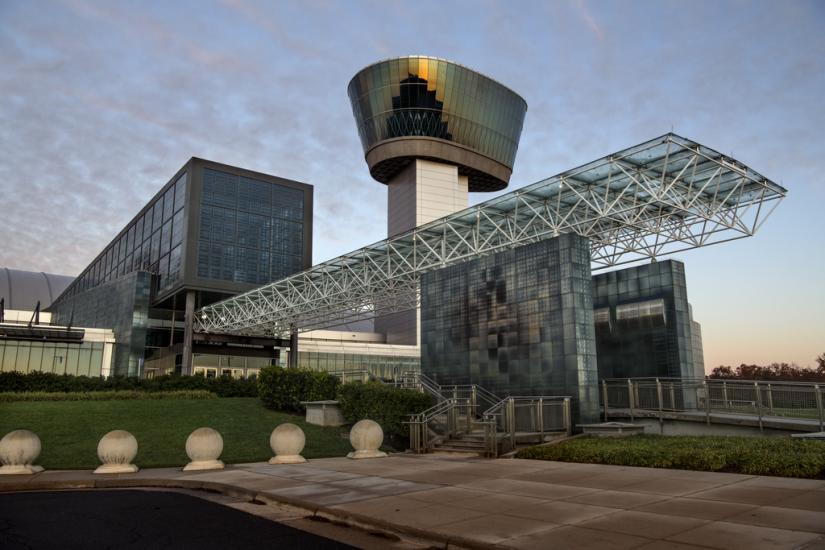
[{"left": 2, "top": 455, "right": 824, "bottom": 549}]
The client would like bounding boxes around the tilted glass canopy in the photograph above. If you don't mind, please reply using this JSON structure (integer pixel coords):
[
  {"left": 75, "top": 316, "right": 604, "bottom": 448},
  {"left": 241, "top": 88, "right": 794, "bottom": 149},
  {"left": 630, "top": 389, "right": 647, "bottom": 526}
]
[{"left": 195, "top": 133, "right": 786, "bottom": 337}]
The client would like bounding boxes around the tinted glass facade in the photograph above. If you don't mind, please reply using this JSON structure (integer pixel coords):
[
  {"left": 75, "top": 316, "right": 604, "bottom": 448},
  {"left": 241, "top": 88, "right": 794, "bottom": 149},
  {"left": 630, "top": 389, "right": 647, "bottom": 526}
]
[
  {"left": 48, "top": 159, "right": 312, "bottom": 377},
  {"left": 421, "top": 234, "right": 599, "bottom": 425},
  {"left": 592, "top": 260, "right": 700, "bottom": 380},
  {"left": 197, "top": 168, "right": 305, "bottom": 285},
  {"left": 348, "top": 56, "right": 527, "bottom": 191},
  {"left": 0, "top": 340, "right": 108, "bottom": 377},
  {"left": 57, "top": 173, "right": 188, "bottom": 301},
  {"left": 50, "top": 271, "right": 151, "bottom": 377}
]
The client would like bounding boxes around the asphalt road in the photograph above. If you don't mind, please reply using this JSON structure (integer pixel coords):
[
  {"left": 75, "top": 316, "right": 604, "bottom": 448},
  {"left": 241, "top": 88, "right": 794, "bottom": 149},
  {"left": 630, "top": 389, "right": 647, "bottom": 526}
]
[{"left": 0, "top": 489, "right": 357, "bottom": 549}]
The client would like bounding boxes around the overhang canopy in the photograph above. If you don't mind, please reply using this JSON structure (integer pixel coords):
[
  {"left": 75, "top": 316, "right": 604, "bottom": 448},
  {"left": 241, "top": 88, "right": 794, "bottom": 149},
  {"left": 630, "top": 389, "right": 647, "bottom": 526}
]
[{"left": 195, "top": 133, "right": 786, "bottom": 337}]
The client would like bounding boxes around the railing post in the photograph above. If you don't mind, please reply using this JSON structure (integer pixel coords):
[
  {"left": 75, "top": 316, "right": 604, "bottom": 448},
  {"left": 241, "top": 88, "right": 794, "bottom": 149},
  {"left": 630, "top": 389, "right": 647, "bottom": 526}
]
[
  {"left": 815, "top": 384, "right": 824, "bottom": 432},
  {"left": 722, "top": 381, "right": 729, "bottom": 409},
  {"left": 754, "top": 382, "right": 763, "bottom": 433},
  {"left": 766, "top": 383, "right": 774, "bottom": 414},
  {"left": 563, "top": 397, "right": 572, "bottom": 436},
  {"left": 453, "top": 386, "right": 458, "bottom": 400},
  {"left": 703, "top": 380, "right": 711, "bottom": 425},
  {"left": 508, "top": 398, "right": 516, "bottom": 449},
  {"left": 472, "top": 386, "right": 478, "bottom": 418},
  {"left": 465, "top": 399, "right": 471, "bottom": 433},
  {"left": 656, "top": 378, "right": 664, "bottom": 434},
  {"left": 669, "top": 382, "right": 676, "bottom": 411},
  {"left": 627, "top": 379, "right": 635, "bottom": 422},
  {"left": 537, "top": 398, "right": 544, "bottom": 442},
  {"left": 602, "top": 380, "right": 609, "bottom": 422}
]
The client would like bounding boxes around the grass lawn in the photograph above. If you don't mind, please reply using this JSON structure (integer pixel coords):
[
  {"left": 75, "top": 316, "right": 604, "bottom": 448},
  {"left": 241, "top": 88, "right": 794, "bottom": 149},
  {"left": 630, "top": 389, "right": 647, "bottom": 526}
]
[
  {"left": 515, "top": 434, "right": 825, "bottom": 478},
  {"left": 0, "top": 398, "right": 354, "bottom": 469}
]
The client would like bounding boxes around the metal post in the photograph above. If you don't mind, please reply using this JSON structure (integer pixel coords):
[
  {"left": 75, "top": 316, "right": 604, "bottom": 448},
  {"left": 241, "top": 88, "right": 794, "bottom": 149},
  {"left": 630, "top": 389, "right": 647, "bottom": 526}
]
[
  {"left": 472, "top": 386, "right": 478, "bottom": 418},
  {"left": 537, "top": 398, "right": 544, "bottom": 442},
  {"left": 703, "top": 380, "right": 711, "bottom": 425},
  {"left": 627, "top": 379, "right": 634, "bottom": 422},
  {"left": 754, "top": 382, "right": 763, "bottom": 433},
  {"left": 602, "top": 380, "right": 609, "bottom": 422},
  {"left": 656, "top": 378, "right": 664, "bottom": 434},
  {"left": 288, "top": 324, "right": 299, "bottom": 368},
  {"left": 563, "top": 397, "right": 572, "bottom": 436},
  {"left": 722, "top": 381, "right": 729, "bottom": 409},
  {"left": 815, "top": 385, "right": 824, "bottom": 432},
  {"left": 669, "top": 382, "right": 676, "bottom": 411},
  {"left": 766, "top": 383, "right": 774, "bottom": 414},
  {"left": 508, "top": 398, "right": 516, "bottom": 449}
]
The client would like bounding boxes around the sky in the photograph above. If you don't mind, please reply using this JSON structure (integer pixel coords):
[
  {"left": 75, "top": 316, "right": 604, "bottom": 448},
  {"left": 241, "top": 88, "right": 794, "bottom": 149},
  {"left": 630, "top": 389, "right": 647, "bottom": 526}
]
[{"left": 1, "top": 0, "right": 823, "bottom": 370}]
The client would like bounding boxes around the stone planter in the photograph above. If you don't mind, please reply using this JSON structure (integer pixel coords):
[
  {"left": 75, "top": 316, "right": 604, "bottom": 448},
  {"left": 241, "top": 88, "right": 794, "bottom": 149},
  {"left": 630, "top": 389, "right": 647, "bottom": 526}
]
[{"left": 301, "top": 400, "right": 346, "bottom": 427}]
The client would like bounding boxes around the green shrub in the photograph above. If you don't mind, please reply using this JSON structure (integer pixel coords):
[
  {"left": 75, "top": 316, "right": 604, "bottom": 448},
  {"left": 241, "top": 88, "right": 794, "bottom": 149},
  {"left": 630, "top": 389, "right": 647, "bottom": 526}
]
[
  {"left": 514, "top": 434, "right": 825, "bottom": 478},
  {"left": 257, "top": 367, "right": 339, "bottom": 413},
  {"left": 337, "top": 382, "right": 433, "bottom": 444},
  {"left": 0, "top": 371, "right": 257, "bottom": 397},
  {"left": 0, "top": 390, "right": 216, "bottom": 402}
]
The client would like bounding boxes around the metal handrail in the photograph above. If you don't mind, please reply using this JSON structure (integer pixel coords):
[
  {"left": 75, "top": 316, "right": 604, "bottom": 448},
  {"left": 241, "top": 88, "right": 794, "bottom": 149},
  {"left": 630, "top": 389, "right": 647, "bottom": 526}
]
[{"left": 601, "top": 377, "right": 825, "bottom": 432}]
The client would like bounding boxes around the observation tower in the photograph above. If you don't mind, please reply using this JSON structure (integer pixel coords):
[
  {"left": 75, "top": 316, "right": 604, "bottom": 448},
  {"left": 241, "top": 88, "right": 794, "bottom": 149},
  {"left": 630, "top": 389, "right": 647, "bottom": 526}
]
[{"left": 348, "top": 56, "right": 528, "bottom": 343}]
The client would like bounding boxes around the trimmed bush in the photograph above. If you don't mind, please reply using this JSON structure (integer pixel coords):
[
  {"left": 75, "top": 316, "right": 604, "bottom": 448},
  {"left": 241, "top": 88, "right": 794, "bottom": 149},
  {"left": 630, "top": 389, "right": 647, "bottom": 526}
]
[
  {"left": 257, "top": 367, "right": 339, "bottom": 413},
  {"left": 337, "top": 382, "right": 433, "bottom": 445},
  {"left": 0, "top": 371, "right": 257, "bottom": 397},
  {"left": 515, "top": 434, "right": 825, "bottom": 478},
  {"left": 0, "top": 390, "right": 217, "bottom": 402}
]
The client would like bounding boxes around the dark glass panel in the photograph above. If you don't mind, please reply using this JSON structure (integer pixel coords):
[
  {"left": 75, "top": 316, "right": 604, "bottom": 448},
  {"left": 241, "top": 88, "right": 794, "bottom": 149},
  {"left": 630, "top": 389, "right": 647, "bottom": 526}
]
[
  {"left": 171, "top": 209, "right": 184, "bottom": 248},
  {"left": 162, "top": 186, "right": 175, "bottom": 223},
  {"left": 174, "top": 173, "right": 187, "bottom": 212}
]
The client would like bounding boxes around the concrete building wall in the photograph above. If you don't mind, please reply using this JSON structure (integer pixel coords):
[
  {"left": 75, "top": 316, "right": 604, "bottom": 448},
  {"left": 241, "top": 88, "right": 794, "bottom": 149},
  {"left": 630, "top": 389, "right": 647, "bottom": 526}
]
[
  {"left": 420, "top": 234, "right": 600, "bottom": 425},
  {"left": 379, "top": 159, "right": 469, "bottom": 345}
]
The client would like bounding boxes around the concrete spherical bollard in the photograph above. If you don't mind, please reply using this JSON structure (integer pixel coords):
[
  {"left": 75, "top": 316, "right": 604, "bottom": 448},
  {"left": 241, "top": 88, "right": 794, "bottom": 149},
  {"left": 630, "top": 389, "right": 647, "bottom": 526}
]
[
  {"left": 0, "top": 430, "right": 44, "bottom": 475},
  {"left": 183, "top": 427, "right": 225, "bottom": 471},
  {"left": 347, "top": 419, "right": 387, "bottom": 459},
  {"left": 269, "top": 423, "right": 307, "bottom": 464},
  {"left": 94, "top": 430, "right": 139, "bottom": 474}
]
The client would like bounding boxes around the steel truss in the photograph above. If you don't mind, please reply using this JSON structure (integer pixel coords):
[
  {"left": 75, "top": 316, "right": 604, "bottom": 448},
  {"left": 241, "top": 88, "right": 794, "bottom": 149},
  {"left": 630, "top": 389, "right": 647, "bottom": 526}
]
[{"left": 195, "top": 133, "right": 786, "bottom": 337}]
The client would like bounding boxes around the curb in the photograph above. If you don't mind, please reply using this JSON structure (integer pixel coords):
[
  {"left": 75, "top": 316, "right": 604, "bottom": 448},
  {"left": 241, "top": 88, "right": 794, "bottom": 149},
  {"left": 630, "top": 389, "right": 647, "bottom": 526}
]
[{"left": 0, "top": 475, "right": 504, "bottom": 550}]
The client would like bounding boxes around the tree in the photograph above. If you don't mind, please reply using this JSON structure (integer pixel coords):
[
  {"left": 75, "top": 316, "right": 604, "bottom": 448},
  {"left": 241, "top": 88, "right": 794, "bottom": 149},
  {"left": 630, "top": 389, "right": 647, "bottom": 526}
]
[{"left": 708, "top": 358, "right": 825, "bottom": 382}]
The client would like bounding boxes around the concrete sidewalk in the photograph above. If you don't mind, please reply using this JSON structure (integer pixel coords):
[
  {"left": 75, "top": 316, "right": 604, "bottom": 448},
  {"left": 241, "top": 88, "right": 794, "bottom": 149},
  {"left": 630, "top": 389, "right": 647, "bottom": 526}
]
[{"left": 2, "top": 454, "right": 824, "bottom": 549}]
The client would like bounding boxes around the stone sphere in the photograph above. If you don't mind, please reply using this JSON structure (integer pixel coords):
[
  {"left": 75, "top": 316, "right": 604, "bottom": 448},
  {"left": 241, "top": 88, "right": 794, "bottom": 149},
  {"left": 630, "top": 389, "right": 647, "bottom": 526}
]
[
  {"left": 0, "top": 430, "right": 44, "bottom": 474},
  {"left": 269, "top": 423, "right": 306, "bottom": 464},
  {"left": 347, "top": 419, "right": 387, "bottom": 459},
  {"left": 95, "top": 430, "right": 138, "bottom": 474},
  {"left": 183, "top": 427, "right": 225, "bottom": 471}
]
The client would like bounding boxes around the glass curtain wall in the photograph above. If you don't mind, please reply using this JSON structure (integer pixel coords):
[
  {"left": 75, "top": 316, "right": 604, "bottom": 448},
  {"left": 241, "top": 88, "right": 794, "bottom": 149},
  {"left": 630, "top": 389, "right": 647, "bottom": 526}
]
[{"left": 197, "top": 168, "right": 304, "bottom": 285}]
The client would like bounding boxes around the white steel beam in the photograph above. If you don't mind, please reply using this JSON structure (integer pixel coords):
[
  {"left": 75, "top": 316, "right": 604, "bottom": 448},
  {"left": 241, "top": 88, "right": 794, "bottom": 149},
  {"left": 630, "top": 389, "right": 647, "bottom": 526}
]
[{"left": 195, "top": 133, "right": 786, "bottom": 337}]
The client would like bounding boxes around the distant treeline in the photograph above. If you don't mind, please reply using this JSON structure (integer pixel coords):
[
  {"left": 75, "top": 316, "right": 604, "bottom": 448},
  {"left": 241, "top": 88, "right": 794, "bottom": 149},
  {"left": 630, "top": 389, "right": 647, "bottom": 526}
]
[{"left": 709, "top": 354, "right": 825, "bottom": 382}]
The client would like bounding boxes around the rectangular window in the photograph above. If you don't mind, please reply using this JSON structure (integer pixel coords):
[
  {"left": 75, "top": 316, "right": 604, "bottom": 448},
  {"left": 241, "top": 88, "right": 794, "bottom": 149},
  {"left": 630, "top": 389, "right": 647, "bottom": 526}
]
[
  {"left": 162, "top": 186, "right": 175, "bottom": 223},
  {"left": 160, "top": 219, "right": 172, "bottom": 257},
  {"left": 171, "top": 209, "right": 184, "bottom": 248},
  {"left": 174, "top": 173, "right": 187, "bottom": 213}
]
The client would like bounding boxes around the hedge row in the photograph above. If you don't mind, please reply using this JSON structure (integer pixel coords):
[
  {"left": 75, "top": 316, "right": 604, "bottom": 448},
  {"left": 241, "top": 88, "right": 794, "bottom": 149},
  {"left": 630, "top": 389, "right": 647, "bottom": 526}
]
[
  {"left": 257, "top": 367, "right": 339, "bottom": 413},
  {"left": 515, "top": 434, "right": 825, "bottom": 478},
  {"left": 0, "top": 390, "right": 216, "bottom": 402},
  {"left": 0, "top": 371, "right": 257, "bottom": 397},
  {"left": 337, "top": 381, "right": 433, "bottom": 442}
]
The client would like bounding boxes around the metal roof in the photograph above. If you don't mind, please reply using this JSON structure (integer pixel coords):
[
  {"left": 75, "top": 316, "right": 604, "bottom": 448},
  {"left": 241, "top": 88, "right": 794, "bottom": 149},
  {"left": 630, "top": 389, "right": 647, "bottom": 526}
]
[{"left": 0, "top": 268, "right": 75, "bottom": 310}]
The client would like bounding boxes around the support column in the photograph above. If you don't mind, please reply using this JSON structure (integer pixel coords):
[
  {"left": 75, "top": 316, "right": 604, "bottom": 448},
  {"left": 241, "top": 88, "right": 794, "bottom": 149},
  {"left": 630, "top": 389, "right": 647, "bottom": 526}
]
[
  {"left": 288, "top": 325, "right": 299, "bottom": 368},
  {"left": 181, "top": 290, "right": 196, "bottom": 376}
]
